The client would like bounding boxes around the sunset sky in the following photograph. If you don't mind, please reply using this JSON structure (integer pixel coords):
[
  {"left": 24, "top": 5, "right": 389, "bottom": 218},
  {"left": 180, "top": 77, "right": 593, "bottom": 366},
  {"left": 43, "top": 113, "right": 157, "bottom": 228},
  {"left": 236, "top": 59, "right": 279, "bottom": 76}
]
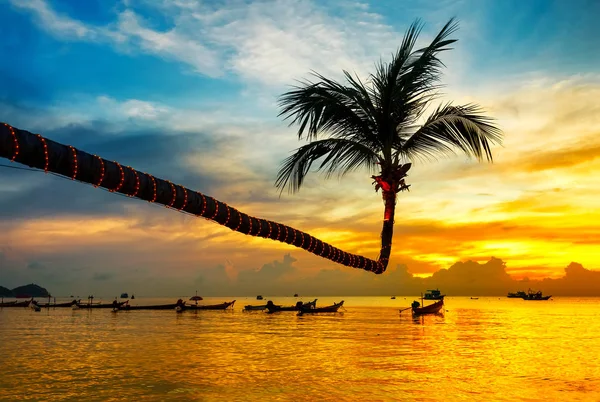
[{"left": 1, "top": 0, "right": 599, "bottom": 296}]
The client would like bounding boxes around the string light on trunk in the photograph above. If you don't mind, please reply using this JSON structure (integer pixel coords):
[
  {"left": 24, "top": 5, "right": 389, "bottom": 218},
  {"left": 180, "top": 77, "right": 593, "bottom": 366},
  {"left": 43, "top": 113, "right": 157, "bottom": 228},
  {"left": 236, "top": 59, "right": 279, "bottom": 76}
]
[
  {"left": 37, "top": 135, "right": 49, "bottom": 173},
  {"left": 0, "top": 123, "right": 393, "bottom": 274},
  {"left": 94, "top": 155, "right": 105, "bottom": 187},
  {"left": 4, "top": 123, "right": 19, "bottom": 162},
  {"left": 69, "top": 146, "right": 78, "bottom": 180}
]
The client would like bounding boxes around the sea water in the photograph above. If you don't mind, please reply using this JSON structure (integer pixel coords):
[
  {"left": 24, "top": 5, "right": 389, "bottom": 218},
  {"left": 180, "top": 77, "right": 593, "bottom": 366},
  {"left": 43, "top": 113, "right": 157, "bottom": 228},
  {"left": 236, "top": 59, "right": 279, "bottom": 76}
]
[{"left": 1, "top": 296, "right": 599, "bottom": 401}]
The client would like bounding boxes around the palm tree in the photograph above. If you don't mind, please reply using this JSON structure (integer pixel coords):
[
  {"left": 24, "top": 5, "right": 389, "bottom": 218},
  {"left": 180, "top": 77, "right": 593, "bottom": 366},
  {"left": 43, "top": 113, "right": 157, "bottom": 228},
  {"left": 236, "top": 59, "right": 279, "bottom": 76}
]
[{"left": 276, "top": 18, "right": 502, "bottom": 271}]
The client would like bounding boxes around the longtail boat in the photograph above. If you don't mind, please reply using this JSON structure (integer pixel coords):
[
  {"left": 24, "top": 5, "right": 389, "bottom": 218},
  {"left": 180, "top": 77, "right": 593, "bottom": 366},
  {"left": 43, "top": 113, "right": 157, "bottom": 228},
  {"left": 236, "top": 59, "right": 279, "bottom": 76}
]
[
  {"left": 180, "top": 300, "right": 236, "bottom": 311},
  {"left": 244, "top": 304, "right": 268, "bottom": 311},
  {"left": 0, "top": 300, "right": 32, "bottom": 307},
  {"left": 411, "top": 299, "right": 444, "bottom": 316},
  {"left": 77, "top": 301, "right": 128, "bottom": 309},
  {"left": 38, "top": 301, "right": 78, "bottom": 308},
  {"left": 265, "top": 299, "right": 317, "bottom": 313},
  {"left": 297, "top": 301, "right": 344, "bottom": 315},
  {"left": 118, "top": 301, "right": 186, "bottom": 311}
]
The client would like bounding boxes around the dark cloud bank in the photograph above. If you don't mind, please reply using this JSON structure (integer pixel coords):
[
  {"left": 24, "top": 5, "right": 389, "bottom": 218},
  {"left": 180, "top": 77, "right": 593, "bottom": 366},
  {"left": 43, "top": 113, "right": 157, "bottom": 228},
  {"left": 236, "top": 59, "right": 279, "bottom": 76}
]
[
  {"left": 2, "top": 252, "right": 599, "bottom": 298},
  {"left": 193, "top": 255, "right": 600, "bottom": 297}
]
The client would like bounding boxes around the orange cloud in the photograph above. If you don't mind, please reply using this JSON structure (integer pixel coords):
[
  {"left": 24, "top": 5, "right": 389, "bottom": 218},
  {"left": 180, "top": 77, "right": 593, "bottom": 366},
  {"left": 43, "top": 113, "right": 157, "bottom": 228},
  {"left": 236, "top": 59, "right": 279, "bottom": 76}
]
[{"left": 520, "top": 139, "right": 600, "bottom": 172}]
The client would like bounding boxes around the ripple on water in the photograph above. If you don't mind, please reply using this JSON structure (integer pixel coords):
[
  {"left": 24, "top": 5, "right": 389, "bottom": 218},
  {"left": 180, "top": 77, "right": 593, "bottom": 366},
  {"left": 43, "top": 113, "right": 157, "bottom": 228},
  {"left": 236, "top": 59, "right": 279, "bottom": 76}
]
[{"left": 1, "top": 297, "right": 599, "bottom": 401}]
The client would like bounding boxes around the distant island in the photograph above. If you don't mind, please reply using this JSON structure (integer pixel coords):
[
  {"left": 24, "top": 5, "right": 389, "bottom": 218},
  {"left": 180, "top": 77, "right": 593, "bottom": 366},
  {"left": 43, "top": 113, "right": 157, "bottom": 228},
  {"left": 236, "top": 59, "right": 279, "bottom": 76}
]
[
  {"left": 0, "top": 283, "right": 50, "bottom": 298},
  {"left": 0, "top": 286, "right": 13, "bottom": 297}
]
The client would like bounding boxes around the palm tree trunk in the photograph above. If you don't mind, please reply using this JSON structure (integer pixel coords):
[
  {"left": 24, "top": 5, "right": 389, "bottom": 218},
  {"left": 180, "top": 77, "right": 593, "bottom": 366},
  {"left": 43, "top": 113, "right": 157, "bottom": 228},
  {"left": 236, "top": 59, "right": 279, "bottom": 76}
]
[
  {"left": 379, "top": 190, "right": 396, "bottom": 267},
  {"left": 0, "top": 122, "right": 389, "bottom": 273}
]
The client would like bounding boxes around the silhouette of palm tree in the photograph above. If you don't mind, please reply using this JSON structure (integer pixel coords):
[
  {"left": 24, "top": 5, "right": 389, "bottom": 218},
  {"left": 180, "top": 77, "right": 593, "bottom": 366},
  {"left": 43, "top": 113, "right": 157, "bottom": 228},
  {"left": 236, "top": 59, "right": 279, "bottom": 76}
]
[{"left": 276, "top": 18, "right": 502, "bottom": 270}]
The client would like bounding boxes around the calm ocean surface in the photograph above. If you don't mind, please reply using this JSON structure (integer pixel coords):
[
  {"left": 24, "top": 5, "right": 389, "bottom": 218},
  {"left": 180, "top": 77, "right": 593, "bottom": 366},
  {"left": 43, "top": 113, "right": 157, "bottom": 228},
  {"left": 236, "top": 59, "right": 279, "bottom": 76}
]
[{"left": 1, "top": 296, "right": 599, "bottom": 401}]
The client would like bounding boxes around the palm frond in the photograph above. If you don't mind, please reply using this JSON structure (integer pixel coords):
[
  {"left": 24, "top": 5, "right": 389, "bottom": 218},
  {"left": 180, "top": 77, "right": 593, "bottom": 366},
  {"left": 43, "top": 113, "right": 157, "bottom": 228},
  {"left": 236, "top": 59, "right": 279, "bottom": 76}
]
[
  {"left": 275, "top": 17, "right": 502, "bottom": 195},
  {"left": 370, "top": 19, "right": 424, "bottom": 112},
  {"left": 278, "top": 72, "right": 379, "bottom": 147},
  {"left": 369, "top": 18, "right": 460, "bottom": 151},
  {"left": 390, "top": 18, "right": 459, "bottom": 125},
  {"left": 275, "top": 138, "right": 381, "bottom": 194},
  {"left": 399, "top": 103, "right": 502, "bottom": 162}
]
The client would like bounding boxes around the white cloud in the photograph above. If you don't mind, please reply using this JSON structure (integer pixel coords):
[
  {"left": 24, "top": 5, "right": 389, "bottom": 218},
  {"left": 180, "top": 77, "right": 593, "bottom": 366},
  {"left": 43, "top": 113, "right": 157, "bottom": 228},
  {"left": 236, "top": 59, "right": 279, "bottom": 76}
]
[
  {"left": 8, "top": 0, "right": 220, "bottom": 75},
  {"left": 203, "top": 0, "right": 402, "bottom": 85},
  {"left": 8, "top": 0, "right": 417, "bottom": 85},
  {"left": 9, "top": 0, "right": 94, "bottom": 39},
  {"left": 96, "top": 96, "right": 171, "bottom": 120},
  {"left": 116, "top": 10, "right": 222, "bottom": 76}
]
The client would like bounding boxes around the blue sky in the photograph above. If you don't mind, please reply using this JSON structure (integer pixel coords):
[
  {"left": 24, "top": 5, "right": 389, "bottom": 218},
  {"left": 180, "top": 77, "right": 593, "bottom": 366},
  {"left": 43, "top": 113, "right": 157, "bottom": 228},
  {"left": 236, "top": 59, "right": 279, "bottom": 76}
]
[
  {"left": 1, "top": 0, "right": 599, "bottom": 296},
  {"left": 3, "top": 0, "right": 597, "bottom": 113}
]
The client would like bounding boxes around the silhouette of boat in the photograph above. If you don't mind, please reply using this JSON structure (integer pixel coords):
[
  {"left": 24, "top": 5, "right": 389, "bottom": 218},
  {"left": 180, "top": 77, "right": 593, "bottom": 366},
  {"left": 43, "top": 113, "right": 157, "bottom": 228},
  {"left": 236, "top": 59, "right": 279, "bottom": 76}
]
[
  {"left": 522, "top": 289, "right": 552, "bottom": 300},
  {"left": 297, "top": 301, "right": 344, "bottom": 315},
  {"left": 179, "top": 300, "right": 236, "bottom": 311},
  {"left": 0, "top": 300, "right": 35, "bottom": 307},
  {"left": 391, "top": 296, "right": 396, "bottom": 299},
  {"left": 120, "top": 293, "right": 129, "bottom": 298},
  {"left": 256, "top": 295, "right": 264, "bottom": 300},
  {"left": 411, "top": 299, "right": 444, "bottom": 316},
  {"left": 244, "top": 304, "right": 268, "bottom": 311},
  {"left": 293, "top": 293, "right": 299, "bottom": 297},
  {"left": 38, "top": 300, "right": 78, "bottom": 308},
  {"left": 78, "top": 301, "right": 128, "bottom": 309},
  {"left": 507, "top": 291, "right": 527, "bottom": 298},
  {"left": 118, "top": 300, "right": 186, "bottom": 311},
  {"left": 423, "top": 289, "right": 445, "bottom": 300},
  {"left": 265, "top": 299, "right": 317, "bottom": 313}
]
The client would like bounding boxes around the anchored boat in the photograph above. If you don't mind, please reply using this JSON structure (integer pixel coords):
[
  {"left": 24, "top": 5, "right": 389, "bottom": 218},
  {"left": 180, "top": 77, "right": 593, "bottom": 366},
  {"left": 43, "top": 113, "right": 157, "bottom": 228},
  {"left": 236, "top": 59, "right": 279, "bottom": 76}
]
[
  {"left": 400, "top": 291, "right": 445, "bottom": 316},
  {"left": 522, "top": 289, "right": 552, "bottom": 300},
  {"left": 297, "top": 301, "right": 344, "bottom": 316},
  {"left": 78, "top": 301, "right": 128, "bottom": 309},
  {"left": 244, "top": 304, "right": 268, "bottom": 311},
  {"left": 178, "top": 300, "right": 236, "bottom": 311},
  {"left": 423, "top": 289, "right": 445, "bottom": 300},
  {"left": 411, "top": 299, "right": 444, "bottom": 316},
  {"left": 118, "top": 300, "right": 186, "bottom": 311},
  {"left": 265, "top": 299, "right": 317, "bottom": 313},
  {"left": 37, "top": 300, "right": 78, "bottom": 308}
]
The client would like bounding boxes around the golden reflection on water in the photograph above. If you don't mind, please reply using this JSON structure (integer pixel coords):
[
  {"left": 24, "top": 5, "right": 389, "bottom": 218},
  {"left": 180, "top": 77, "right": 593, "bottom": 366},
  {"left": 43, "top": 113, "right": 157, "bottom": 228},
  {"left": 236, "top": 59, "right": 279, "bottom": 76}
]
[{"left": 1, "top": 297, "right": 599, "bottom": 401}]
